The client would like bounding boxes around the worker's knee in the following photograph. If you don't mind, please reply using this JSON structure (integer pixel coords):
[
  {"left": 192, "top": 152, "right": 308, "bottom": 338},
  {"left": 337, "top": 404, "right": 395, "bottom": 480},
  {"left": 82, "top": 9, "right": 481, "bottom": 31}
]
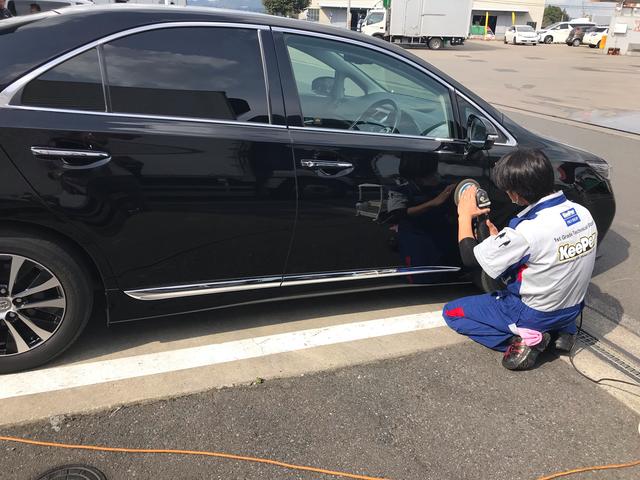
[{"left": 442, "top": 300, "right": 467, "bottom": 327}]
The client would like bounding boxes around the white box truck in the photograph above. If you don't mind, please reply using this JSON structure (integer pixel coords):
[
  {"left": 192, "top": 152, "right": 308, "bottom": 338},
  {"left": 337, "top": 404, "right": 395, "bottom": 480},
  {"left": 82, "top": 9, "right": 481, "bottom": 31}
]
[{"left": 361, "top": 0, "right": 473, "bottom": 49}]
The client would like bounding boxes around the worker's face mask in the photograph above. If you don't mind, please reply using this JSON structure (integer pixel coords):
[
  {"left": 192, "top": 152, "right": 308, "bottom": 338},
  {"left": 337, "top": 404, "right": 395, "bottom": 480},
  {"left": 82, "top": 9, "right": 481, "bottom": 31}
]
[{"left": 507, "top": 191, "right": 524, "bottom": 206}]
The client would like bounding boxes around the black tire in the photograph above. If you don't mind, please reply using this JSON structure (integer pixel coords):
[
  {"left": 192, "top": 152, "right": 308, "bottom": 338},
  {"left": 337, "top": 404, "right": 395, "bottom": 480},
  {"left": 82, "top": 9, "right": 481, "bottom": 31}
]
[
  {"left": 0, "top": 234, "right": 93, "bottom": 373},
  {"left": 472, "top": 270, "right": 505, "bottom": 293},
  {"left": 544, "top": 35, "right": 553, "bottom": 44},
  {"left": 503, "top": 37, "right": 507, "bottom": 44},
  {"left": 512, "top": 38, "right": 517, "bottom": 45},
  {"left": 573, "top": 38, "right": 581, "bottom": 47},
  {"left": 428, "top": 37, "right": 443, "bottom": 50}
]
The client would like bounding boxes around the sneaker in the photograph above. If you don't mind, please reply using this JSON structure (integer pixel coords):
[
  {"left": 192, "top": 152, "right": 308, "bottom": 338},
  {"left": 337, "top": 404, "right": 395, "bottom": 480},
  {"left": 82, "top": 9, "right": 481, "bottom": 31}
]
[
  {"left": 502, "top": 333, "right": 551, "bottom": 371},
  {"left": 554, "top": 332, "right": 577, "bottom": 354}
]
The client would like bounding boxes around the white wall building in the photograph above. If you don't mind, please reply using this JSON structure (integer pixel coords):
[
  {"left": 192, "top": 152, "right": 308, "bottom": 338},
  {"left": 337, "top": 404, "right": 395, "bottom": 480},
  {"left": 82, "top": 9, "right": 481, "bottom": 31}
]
[
  {"left": 300, "top": 0, "right": 380, "bottom": 29},
  {"left": 605, "top": 1, "right": 640, "bottom": 55},
  {"left": 471, "top": 0, "right": 545, "bottom": 38}
]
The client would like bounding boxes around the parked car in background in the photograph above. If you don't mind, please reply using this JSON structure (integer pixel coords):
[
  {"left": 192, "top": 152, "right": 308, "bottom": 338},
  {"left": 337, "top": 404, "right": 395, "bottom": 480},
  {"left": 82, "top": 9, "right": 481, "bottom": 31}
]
[
  {"left": 585, "top": 26, "right": 609, "bottom": 48},
  {"left": 7, "top": 0, "right": 91, "bottom": 15},
  {"left": 0, "top": 5, "right": 615, "bottom": 373},
  {"left": 537, "top": 19, "right": 596, "bottom": 44},
  {"left": 504, "top": 25, "right": 537, "bottom": 45},
  {"left": 566, "top": 26, "right": 591, "bottom": 46}
]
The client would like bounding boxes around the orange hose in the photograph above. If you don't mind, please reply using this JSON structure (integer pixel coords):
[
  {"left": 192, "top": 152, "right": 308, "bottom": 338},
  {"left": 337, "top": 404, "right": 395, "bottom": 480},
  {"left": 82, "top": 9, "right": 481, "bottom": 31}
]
[
  {"left": 537, "top": 459, "right": 640, "bottom": 480},
  {"left": 0, "top": 435, "right": 390, "bottom": 480}
]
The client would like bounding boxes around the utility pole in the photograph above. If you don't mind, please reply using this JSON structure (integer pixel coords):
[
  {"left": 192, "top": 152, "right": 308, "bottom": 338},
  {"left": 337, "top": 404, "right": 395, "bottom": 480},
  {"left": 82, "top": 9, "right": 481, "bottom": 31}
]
[{"left": 347, "top": 0, "right": 351, "bottom": 29}]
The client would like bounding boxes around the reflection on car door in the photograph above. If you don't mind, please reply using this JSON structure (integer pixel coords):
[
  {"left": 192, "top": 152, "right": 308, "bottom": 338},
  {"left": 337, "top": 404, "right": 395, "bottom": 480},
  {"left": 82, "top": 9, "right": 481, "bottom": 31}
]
[
  {"left": 0, "top": 25, "right": 296, "bottom": 297},
  {"left": 275, "top": 31, "right": 474, "bottom": 286}
]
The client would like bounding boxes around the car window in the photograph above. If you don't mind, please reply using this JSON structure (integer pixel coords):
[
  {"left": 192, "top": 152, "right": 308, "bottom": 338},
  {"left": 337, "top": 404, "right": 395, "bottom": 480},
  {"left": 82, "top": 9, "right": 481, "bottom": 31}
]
[
  {"left": 20, "top": 48, "right": 105, "bottom": 111},
  {"left": 10, "top": 0, "right": 70, "bottom": 15},
  {"left": 517, "top": 26, "right": 534, "bottom": 32},
  {"left": 285, "top": 33, "right": 454, "bottom": 139},
  {"left": 457, "top": 95, "right": 506, "bottom": 144},
  {"left": 103, "top": 27, "right": 269, "bottom": 123}
]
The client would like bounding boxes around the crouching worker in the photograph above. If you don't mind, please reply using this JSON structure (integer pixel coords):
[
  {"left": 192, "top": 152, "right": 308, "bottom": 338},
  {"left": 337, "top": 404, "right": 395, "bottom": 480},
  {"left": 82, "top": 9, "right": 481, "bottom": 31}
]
[{"left": 443, "top": 149, "right": 597, "bottom": 370}]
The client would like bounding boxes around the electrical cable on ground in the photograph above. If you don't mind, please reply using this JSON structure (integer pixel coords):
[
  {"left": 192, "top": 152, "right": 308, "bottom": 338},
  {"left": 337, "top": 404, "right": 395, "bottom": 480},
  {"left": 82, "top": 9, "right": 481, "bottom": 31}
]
[
  {"left": 569, "top": 311, "right": 640, "bottom": 389},
  {"left": 536, "top": 459, "right": 640, "bottom": 480},
  {"left": 0, "top": 436, "right": 390, "bottom": 480},
  {"left": 1, "top": 435, "right": 640, "bottom": 480}
]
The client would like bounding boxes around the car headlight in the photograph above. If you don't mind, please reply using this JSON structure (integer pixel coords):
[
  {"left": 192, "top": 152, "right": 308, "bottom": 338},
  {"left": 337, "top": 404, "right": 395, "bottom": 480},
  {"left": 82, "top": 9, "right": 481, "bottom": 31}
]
[{"left": 587, "top": 160, "right": 611, "bottom": 180}]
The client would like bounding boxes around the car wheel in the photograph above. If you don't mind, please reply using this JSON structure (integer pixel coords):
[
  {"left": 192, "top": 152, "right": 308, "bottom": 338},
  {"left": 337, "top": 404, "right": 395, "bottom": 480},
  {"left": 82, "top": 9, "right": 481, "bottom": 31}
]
[
  {"left": 544, "top": 35, "right": 553, "bottom": 44},
  {"left": 0, "top": 234, "right": 93, "bottom": 373},
  {"left": 428, "top": 37, "right": 443, "bottom": 50},
  {"left": 573, "top": 39, "right": 581, "bottom": 47},
  {"left": 472, "top": 270, "right": 505, "bottom": 294},
  {"left": 504, "top": 37, "right": 507, "bottom": 44},
  {"left": 512, "top": 38, "right": 517, "bottom": 45},
  {"left": 533, "top": 43, "right": 537, "bottom": 46}
]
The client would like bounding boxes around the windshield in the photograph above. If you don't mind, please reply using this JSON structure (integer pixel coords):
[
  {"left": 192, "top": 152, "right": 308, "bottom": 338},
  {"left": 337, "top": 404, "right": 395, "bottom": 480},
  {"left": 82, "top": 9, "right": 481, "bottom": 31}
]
[
  {"left": 366, "top": 12, "right": 384, "bottom": 25},
  {"left": 518, "top": 26, "right": 535, "bottom": 32}
]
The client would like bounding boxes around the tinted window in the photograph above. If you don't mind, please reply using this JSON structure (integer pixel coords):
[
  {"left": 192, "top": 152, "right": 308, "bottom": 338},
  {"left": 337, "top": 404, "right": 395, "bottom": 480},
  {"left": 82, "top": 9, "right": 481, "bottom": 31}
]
[
  {"left": 21, "top": 48, "right": 105, "bottom": 111},
  {"left": 285, "top": 34, "right": 454, "bottom": 139},
  {"left": 103, "top": 27, "right": 269, "bottom": 123}
]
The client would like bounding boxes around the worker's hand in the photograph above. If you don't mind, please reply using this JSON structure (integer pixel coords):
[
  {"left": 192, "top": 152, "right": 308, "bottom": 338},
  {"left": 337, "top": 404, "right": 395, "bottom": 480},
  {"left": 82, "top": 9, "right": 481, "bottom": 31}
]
[
  {"left": 431, "top": 184, "right": 455, "bottom": 207},
  {"left": 486, "top": 219, "right": 499, "bottom": 236},
  {"left": 457, "top": 185, "right": 490, "bottom": 219}
]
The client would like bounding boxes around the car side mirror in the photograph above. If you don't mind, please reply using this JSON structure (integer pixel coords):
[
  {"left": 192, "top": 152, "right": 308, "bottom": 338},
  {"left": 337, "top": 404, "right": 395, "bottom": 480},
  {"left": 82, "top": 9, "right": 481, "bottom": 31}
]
[
  {"left": 311, "top": 76, "right": 335, "bottom": 96},
  {"left": 466, "top": 114, "right": 499, "bottom": 152}
]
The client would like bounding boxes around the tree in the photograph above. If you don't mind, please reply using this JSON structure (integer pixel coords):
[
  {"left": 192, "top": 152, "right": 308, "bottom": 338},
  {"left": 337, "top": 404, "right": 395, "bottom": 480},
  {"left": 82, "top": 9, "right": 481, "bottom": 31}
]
[
  {"left": 263, "top": 0, "right": 309, "bottom": 17},
  {"left": 543, "top": 5, "right": 571, "bottom": 27}
]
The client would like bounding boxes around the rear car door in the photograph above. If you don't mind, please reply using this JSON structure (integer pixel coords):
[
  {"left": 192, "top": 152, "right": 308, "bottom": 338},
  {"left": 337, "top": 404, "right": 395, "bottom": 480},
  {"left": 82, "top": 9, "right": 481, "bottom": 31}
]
[
  {"left": 274, "top": 30, "right": 471, "bottom": 286},
  {"left": 0, "top": 24, "right": 296, "bottom": 301}
]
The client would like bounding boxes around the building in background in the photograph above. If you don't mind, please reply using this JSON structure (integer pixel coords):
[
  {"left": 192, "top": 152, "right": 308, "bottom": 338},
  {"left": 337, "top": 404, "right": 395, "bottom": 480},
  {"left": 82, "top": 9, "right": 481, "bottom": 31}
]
[
  {"left": 471, "top": 0, "right": 545, "bottom": 38},
  {"left": 604, "top": 0, "right": 640, "bottom": 54},
  {"left": 300, "top": 0, "right": 380, "bottom": 29}
]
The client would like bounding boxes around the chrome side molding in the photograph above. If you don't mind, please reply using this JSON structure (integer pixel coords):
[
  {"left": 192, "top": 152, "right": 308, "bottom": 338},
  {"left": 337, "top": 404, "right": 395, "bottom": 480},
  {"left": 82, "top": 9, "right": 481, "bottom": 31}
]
[{"left": 124, "top": 266, "right": 460, "bottom": 301}]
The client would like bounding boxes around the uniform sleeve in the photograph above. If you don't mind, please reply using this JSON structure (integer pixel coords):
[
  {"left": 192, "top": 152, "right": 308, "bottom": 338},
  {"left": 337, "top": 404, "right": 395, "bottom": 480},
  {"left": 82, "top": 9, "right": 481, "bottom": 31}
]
[{"left": 473, "top": 227, "right": 531, "bottom": 279}]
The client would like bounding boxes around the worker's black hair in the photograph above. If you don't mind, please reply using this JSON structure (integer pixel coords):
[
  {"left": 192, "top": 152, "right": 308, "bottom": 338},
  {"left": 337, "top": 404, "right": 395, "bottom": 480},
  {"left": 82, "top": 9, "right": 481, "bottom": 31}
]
[{"left": 492, "top": 148, "right": 555, "bottom": 204}]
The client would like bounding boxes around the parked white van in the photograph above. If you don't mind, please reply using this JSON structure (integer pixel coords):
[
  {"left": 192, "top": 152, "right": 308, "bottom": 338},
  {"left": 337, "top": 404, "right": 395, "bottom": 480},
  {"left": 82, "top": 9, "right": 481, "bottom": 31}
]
[{"left": 537, "top": 18, "right": 595, "bottom": 44}]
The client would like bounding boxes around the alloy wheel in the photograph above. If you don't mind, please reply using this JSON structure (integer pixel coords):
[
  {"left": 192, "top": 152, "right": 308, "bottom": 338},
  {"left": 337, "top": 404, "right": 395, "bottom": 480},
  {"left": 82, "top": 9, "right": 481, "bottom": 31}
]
[{"left": 0, "top": 254, "right": 66, "bottom": 357}]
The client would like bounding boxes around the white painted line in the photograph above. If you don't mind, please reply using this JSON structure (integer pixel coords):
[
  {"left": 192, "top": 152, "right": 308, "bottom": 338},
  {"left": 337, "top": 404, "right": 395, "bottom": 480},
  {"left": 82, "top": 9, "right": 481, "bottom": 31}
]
[{"left": 0, "top": 311, "right": 446, "bottom": 399}]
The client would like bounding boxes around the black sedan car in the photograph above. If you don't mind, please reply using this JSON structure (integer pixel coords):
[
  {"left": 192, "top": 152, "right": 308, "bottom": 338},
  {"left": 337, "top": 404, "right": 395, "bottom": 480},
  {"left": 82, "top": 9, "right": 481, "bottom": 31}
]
[{"left": 0, "top": 5, "right": 615, "bottom": 372}]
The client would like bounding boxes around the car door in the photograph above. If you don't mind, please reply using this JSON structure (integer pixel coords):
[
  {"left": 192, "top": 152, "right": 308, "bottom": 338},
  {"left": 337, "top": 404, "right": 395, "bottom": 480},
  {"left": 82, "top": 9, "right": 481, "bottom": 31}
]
[
  {"left": 274, "top": 30, "right": 489, "bottom": 286},
  {"left": 0, "top": 24, "right": 296, "bottom": 296}
]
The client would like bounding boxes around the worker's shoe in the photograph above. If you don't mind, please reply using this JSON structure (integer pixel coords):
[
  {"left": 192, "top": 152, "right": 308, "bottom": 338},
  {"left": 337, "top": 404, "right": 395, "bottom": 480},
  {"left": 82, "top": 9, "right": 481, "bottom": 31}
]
[
  {"left": 553, "top": 332, "right": 577, "bottom": 354},
  {"left": 502, "top": 333, "right": 551, "bottom": 371}
]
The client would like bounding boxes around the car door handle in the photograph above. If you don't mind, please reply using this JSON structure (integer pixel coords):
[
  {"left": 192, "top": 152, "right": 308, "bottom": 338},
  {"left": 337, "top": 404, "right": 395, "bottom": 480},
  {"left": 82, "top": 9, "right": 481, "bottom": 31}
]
[
  {"left": 300, "top": 160, "right": 353, "bottom": 169},
  {"left": 31, "top": 147, "right": 112, "bottom": 170}
]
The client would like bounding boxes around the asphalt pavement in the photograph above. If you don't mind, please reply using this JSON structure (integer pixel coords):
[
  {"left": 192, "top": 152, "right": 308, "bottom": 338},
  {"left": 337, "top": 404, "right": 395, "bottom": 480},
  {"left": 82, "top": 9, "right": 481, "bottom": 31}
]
[{"left": 3, "top": 343, "right": 640, "bottom": 480}]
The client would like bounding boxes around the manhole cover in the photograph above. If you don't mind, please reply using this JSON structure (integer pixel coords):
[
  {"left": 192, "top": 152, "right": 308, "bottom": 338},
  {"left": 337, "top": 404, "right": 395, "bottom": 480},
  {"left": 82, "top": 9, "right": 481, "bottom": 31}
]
[{"left": 36, "top": 465, "right": 107, "bottom": 480}]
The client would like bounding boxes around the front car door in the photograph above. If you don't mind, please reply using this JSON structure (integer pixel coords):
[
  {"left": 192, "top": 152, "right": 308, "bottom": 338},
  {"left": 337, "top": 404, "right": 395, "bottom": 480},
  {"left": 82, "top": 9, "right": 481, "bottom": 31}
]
[
  {"left": 0, "top": 24, "right": 297, "bottom": 320},
  {"left": 275, "top": 30, "right": 476, "bottom": 288}
]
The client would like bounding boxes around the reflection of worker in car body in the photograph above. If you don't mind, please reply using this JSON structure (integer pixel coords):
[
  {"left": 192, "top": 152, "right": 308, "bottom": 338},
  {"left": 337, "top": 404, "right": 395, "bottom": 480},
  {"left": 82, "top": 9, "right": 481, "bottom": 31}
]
[
  {"left": 443, "top": 149, "right": 597, "bottom": 370},
  {"left": 0, "top": 0, "right": 13, "bottom": 18},
  {"left": 385, "top": 155, "right": 455, "bottom": 276},
  {"left": 30, "top": 3, "right": 41, "bottom": 13}
]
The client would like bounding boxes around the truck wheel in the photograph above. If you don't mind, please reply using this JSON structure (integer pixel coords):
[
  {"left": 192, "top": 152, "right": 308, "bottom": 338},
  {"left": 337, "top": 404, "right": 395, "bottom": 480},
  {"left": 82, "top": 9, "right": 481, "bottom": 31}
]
[
  {"left": 428, "top": 37, "right": 443, "bottom": 50},
  {"left": 544, "top": 35, "right": 553, "bottom": 44},
  {"left": 0, "top": 234, "right": 94, "bottom": 373}
]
